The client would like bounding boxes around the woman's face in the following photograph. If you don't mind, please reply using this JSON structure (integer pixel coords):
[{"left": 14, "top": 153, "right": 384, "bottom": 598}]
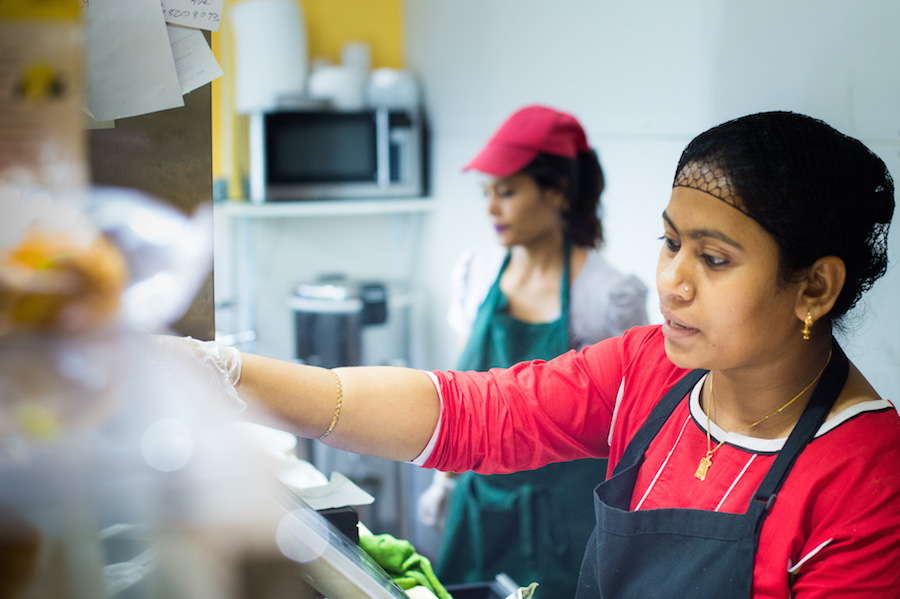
[
  {"left": 656, "top": 186, "right": 802, "bottom": 372},
  {"left": 481, "top": 172, "right": 564, "bottom": 248}
]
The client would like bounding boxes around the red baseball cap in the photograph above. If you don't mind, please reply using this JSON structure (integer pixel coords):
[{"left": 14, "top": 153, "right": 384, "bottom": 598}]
[{"left": 463, "top": 105, "right": 591, "bottom": 177}]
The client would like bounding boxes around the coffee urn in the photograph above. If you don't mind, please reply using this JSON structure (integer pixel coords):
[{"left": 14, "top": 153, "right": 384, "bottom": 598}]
[
  {"left": 287, "top": 274, "right": 412, "bottom": 539},
  {"left": 289, "top": 275, "right": 385, "bottom": 368},
  {"left": 288, "top": 273, "right": 413, "bottom": 369}
]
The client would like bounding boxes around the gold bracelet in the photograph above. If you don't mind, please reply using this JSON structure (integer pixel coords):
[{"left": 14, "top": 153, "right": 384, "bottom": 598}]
[{"left": 318, "top": 370, "right": 343, "bottom": 440}]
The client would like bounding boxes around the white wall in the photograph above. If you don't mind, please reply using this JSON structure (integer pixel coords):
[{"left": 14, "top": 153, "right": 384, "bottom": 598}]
[
  {"left": 403, "top": 0, "right": 900, "bottom": 397},
  {"left": 222, "top": 0, "right": 900, "bottom": 401}
]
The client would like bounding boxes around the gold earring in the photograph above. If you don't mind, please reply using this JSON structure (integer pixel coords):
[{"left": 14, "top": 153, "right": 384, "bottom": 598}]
[{"left": 801, "top": 311, "right": 814, "bottom": 340}]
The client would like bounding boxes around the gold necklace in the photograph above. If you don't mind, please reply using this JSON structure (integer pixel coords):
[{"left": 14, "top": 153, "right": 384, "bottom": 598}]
[{"left": 694, "top": 348, "right": 833, "bottom": 481}]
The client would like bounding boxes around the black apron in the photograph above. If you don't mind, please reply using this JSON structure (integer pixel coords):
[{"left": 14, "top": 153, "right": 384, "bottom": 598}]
[
  {"left": 439, "top": 241, "right": 607, "bottom": 599},
  {"left": 575, "top": 339, "right": 849, "bottom": 598}
]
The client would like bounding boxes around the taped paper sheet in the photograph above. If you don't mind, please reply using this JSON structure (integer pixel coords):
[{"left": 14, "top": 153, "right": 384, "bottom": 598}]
[
  {"left": 83, "top": 0, "right": 184, "bottom": 121},
  {"left": 166, "top": 24, "right": 223, "bottom": 95},
  {"left": 161, "top": 0, "right": 223, "bottom": 31}
]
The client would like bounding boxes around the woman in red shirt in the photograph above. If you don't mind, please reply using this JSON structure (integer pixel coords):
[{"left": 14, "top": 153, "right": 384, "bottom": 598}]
[{"left": 176, "top": 111, "right": 898, "bottom": 598}]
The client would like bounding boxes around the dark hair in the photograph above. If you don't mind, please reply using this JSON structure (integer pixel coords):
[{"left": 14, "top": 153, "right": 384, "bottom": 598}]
[
  {"left": 674, "top": 111, "right": 894, "bottom": 324},
  {"left": 520, "top": 149, "right": 605, "bottom": 247}
]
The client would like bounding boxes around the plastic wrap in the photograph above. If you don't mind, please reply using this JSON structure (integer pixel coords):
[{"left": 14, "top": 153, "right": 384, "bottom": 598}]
[{"left": 0, "top": 189, "right": 279, "bottom": 599}]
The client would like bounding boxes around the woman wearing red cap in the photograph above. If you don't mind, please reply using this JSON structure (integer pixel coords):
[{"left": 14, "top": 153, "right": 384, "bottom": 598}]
[
  {"left": 417, "top": 105, "right": 648, "bottom": 597},
  {"left": 166, "top": 111, "right": 899, "bottom": 598}
]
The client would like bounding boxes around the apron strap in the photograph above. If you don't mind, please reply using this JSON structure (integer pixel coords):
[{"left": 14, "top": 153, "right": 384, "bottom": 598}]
[
  {"left": 753, "top": 338, "right": 849, "bottom": 505},
  {"left": 612, "top": 368, "right": 707, "bottom": 477},
  {"left": 561, "top": 237, "right": 572, "bottom": 336}
]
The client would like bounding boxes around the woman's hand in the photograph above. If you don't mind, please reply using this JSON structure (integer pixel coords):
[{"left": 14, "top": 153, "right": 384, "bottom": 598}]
[
  {"left": 154, "top": 337, "right": 442, "bottom": 463},
  {"left": 417, "top": 470, "right": 457, "bottom": 528},
  {"left": 238, "top": 354, "right": 441, "bottom": 462},
  {"left": 152, "top": 335, "right": 246, "bottom": 411}
]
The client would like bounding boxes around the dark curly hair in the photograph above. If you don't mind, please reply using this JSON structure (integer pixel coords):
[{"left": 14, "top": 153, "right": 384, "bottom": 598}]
[
  {"left": 520, "top": 149, "right": 605, "bottom": 248},
  {"left": 674, "top": 111, "right": 894, "bottom": 324}
]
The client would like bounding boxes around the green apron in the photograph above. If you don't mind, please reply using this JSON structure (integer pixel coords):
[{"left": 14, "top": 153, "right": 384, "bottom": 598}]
[{"left": 437, "top": 241, "right": 607, "bottom": 599}]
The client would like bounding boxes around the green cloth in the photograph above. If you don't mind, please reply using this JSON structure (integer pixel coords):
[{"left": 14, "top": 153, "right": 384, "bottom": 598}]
[{"left": 359, "top": 533, "right": 453, "bottom": 599}]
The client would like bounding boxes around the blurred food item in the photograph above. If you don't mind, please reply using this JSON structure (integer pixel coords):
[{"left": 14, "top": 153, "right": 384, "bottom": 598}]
[
  {"left": 0, "top": 227, "right": 127, "bottom": 334},
  {"left": 86, "top": 186, "right": 214, "bottom": 333},
  {"left": 0, "top": 191, "right": 247, "bottom": 599}
]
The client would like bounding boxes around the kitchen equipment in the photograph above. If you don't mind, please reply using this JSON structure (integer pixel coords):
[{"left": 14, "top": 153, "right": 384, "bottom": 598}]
[
  {"left": 341, "top": 41, "right": 371, "bottom": 72},
  {"left": 307, "top": 65, "right": 368, "bottom": 110},
  {"left": 231, "top": 0, "right": 308, "bottom": 113},
  {"left": 288, "top": 274, "right": 413, "bottom": 538},
  {"left": 306, "top": 41, "right": 371, "bottom": 110},
  {"left": 289, "top": 274, "right": 411, "bottom": 369},
  {"left": 365, "top": 68, "right": 420, "bottom": 110},
  {"left": 249, "top": 106, "right": 425, "bottom": 203}
]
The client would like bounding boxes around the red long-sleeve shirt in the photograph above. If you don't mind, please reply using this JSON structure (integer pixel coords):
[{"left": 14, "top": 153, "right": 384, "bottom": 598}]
[{"left": 423, "top": 325, "right": 900, "bottom": 598}]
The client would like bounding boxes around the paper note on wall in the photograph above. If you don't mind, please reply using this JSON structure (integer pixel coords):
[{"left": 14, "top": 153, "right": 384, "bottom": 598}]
[
  {"left": 161, "top": 0, "right": 223, "bottom": 32},
  {"left": 167, "top": 25, "right": 223, "bottom": 94},
  {"left": 83, "top": 0, "right": 184, "bottom": 122}
]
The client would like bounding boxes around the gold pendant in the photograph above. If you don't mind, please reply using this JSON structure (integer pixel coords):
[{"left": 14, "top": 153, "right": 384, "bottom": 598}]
[{"left": 695, "top": 455, "right": 712, "bottom": 481}]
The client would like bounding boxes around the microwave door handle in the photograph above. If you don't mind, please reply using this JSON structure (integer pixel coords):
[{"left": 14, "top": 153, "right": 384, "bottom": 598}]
[
  {"left": 249, "top": 112, "right": 266, "bottom": 204},
  {"left": 375, "top": 108, "right": 390, "bottom": 187}
]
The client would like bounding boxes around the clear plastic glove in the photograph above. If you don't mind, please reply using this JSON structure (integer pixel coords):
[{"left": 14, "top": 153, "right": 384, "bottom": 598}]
[
  {"left": 417, "top": 470, "right": 457, "bottom": 528},
  {"left": 152, "top": 335, "right": 246, "bottom": 412}
]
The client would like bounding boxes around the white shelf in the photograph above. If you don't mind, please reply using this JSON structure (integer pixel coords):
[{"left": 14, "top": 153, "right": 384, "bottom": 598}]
[{"left": 216, "top": 198, "right": 433, "bottom": 218}]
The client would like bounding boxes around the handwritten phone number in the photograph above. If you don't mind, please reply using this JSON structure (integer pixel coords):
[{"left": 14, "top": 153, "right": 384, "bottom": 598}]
[{"left": 165, "top": 9, "right": 220, "bottom": 22}]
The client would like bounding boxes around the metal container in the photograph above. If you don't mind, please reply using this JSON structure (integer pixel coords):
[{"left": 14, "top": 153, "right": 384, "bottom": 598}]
[
  {"left": 287, "top": 274, "right": 413, "bottom": 538},
  {"left": 288, "top": 274, "right": 390, "bottom": 368}
]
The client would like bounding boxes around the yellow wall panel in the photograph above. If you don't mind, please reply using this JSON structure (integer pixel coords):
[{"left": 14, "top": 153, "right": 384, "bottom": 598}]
[{"left": 303, "top": 0, "right": 403, "bottom": 69}]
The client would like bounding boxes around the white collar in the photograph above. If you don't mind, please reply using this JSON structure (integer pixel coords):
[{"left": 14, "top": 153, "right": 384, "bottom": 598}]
[{"left": 688, "top": 373, "right": 894, "bottom": 453}]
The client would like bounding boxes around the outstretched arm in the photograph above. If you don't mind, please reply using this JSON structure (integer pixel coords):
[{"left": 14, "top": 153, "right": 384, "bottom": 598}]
[{"left": 238, "top": 353, "right": 441, "bottom": 462}]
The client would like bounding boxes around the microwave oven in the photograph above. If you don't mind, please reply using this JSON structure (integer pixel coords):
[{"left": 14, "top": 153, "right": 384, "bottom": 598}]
[{"left": 248, "top": 108, "right": 425, "bottom": 203}]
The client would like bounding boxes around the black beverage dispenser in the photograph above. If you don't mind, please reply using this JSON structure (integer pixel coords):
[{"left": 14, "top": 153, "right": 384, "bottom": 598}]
[
  {"left": 290, "top": 274, "right": 390, "bottom": 369},
  {"left": 288, "top": 273, "right": 411, "bottom": 540}
]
